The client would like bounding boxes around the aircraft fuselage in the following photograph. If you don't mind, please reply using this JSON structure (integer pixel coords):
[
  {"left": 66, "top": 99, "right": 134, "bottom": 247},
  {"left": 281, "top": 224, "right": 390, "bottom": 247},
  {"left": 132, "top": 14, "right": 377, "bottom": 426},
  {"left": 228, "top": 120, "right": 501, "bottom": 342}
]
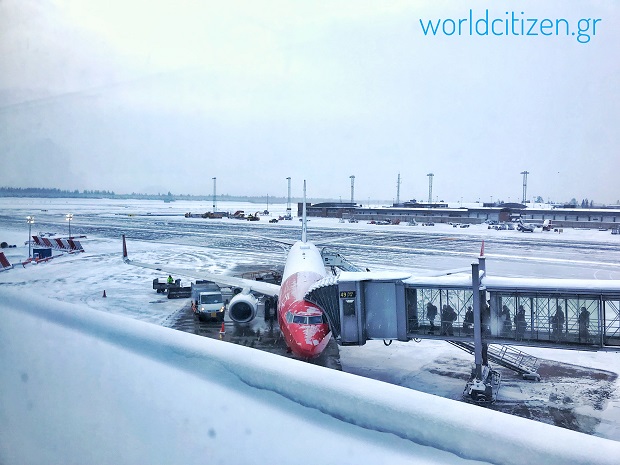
[{"left": 277, "top": 241, "right": 331, "bottom": 358}]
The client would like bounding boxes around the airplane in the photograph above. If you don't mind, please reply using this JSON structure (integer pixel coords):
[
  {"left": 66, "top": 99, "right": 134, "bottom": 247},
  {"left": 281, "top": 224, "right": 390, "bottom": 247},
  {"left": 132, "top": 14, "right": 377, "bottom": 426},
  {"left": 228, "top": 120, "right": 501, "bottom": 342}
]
[{"left": 122, "top": 180, "right": 331, "bottom": 359}]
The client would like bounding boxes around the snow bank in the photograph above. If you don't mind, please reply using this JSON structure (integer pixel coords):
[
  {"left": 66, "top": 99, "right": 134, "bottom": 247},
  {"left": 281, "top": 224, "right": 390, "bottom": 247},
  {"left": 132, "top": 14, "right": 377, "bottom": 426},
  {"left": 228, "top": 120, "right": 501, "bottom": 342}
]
[{"left": 1, "top": 288, "right": 619, "bottom": 465}]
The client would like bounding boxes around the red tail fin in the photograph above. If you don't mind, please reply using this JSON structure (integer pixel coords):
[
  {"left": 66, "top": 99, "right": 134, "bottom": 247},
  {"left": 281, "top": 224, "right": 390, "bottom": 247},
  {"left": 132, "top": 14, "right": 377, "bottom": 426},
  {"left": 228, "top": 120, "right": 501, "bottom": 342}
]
[{"left": 122, "top": 235, "right": 128, "bottom": 260}]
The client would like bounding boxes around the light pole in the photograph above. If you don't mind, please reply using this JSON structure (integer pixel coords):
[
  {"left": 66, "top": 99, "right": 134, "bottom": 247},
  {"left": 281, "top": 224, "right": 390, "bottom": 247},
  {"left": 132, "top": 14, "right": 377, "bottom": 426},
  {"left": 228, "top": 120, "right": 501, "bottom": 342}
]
[
  {"left": 65, "top": 213, "right": 73, "bottom": 238},
  {"left": 26, "top": 216, "right": 35, "bottom": 258},
  {"left": 427, "top": 173, "right": 434, "bottom": 205},
  {"left": 212, "top": 177, "right": 217, "bottom": 213},
  {"left": 286, "top": 177, "right": 291, "bottom": 219},
  {"left": 520, "top": 170, "right": 529, "bottom": 204},
  {"left": 349, "top": 175, "right": 355, "bottom": 204}
]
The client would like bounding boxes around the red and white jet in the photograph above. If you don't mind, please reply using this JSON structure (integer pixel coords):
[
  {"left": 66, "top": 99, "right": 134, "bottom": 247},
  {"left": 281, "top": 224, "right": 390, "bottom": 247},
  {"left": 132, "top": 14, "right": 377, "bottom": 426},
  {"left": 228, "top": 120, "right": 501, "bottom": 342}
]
[{"left": 122, "top": 181, "right": 331, "bottom": 358}]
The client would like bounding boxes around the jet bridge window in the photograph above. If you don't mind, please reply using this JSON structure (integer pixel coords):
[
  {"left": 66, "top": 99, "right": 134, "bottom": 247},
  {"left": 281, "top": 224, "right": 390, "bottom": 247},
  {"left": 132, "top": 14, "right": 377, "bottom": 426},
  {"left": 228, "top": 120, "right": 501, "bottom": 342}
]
[
  {"left": 493, "top": 293, "right": 600, "bottom": 344},
  {"left": 604, "top": 299, "right": 620, "bottom": 346},
  {"left": 410, "top": 287, "right": 473, "bottom": 336}
]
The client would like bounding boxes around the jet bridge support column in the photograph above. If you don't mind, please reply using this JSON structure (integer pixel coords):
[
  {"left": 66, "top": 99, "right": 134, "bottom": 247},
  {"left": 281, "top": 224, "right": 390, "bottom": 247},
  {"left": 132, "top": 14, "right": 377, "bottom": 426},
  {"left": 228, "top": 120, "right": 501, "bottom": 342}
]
[
  {"left": 472, "top": 263, "right": 483, "bottom": 379},
  {"left": 465, "top": 261, "right": 501, "bottom": 403}
]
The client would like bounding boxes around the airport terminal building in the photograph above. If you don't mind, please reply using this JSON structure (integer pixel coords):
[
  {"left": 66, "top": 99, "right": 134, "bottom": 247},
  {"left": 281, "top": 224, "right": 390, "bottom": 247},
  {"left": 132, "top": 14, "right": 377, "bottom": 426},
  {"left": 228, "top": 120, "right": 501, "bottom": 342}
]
[{"left": 300, "top": 201, "right": 620, "bottom": 229}]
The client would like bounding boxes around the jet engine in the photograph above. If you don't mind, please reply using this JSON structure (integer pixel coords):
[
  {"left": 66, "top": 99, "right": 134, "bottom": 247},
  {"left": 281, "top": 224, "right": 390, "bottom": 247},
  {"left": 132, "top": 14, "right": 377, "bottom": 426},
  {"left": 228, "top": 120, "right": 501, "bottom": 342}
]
[{"left": 228, "top": 292, "right": 259, "bottom": 323}]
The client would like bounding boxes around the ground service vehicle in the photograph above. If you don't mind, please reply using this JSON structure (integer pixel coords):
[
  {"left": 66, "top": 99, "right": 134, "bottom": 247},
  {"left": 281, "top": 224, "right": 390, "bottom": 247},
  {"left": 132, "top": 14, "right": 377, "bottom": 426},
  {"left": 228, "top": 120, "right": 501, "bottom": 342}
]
[
  {"left": 153, "top": 277, "right": 181, "bottom": 293},
  {"left": 191, "top": 281, "right": 225, "bottom": 321}
]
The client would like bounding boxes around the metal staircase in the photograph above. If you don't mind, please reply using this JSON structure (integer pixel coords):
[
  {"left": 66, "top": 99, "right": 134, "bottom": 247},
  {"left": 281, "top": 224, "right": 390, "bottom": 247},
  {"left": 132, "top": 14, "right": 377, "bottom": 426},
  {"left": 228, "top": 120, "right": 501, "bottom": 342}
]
[
  {"left": 321, "top": 250, "right": 365, "bottom": 272},
  {"left": 448, "top": 341, "right": 540, "bottom": 379}
]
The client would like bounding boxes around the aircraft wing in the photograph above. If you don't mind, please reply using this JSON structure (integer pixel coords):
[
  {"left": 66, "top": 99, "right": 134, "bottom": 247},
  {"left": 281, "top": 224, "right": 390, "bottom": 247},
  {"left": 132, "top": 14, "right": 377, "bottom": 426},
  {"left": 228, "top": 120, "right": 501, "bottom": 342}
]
[{"left": 122, "top": 235, "right": 280, "bottom": 297}]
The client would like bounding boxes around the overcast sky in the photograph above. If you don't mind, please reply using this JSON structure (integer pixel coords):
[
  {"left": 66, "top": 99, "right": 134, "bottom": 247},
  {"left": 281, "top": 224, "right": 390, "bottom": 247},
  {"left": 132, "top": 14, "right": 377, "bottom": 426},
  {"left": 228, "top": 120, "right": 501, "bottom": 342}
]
[{"left": 1, "top": 0, "right": 619, "bottom": 203}]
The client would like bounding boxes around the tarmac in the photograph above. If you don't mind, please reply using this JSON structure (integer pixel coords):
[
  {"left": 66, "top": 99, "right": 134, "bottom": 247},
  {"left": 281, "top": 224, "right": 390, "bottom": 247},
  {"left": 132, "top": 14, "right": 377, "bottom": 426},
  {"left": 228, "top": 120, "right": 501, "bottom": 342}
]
[
  {"left": 164, "top": 299, "right": 619, "bottom": 438},
  {"left": 166, "top": 301, "right": 342, "bottom": 371}
]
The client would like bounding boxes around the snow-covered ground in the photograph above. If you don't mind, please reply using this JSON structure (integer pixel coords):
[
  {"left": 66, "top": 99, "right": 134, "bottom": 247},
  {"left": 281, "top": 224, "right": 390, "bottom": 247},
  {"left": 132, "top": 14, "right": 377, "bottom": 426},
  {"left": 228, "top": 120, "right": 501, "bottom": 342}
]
[{"left": 2, "top": 198, "right": 620, "bottom": 464}]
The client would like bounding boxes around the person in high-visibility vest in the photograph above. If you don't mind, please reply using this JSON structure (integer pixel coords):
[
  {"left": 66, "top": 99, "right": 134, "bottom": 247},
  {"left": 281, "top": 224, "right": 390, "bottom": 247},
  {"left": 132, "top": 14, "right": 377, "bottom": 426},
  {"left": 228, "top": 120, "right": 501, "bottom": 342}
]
[{"left": 167, "top": 275, "right": 173, "bottom": 285}]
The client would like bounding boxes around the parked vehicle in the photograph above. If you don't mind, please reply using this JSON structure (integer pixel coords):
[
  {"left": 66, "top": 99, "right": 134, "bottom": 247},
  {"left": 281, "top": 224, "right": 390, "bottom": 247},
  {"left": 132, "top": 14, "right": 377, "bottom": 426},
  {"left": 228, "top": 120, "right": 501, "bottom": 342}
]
[
  {"left": 191, "top": 281, "right": 225, "bottom": 322},
  {"left": 517, "top": 222, "right": 535, "bottom": 233},
  {"left": 153, "top": 277, "right": 181, "bottom": 293},
  {"left": 152, "top": 277, "right": 192, "bottom": 299}
]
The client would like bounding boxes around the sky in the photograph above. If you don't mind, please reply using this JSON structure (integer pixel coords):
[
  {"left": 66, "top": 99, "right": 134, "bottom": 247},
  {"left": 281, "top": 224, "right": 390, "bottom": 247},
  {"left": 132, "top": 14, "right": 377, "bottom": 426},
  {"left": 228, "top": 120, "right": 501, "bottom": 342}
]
[{"left": 1, "top": 0, "right": 619, "bottom": 204}]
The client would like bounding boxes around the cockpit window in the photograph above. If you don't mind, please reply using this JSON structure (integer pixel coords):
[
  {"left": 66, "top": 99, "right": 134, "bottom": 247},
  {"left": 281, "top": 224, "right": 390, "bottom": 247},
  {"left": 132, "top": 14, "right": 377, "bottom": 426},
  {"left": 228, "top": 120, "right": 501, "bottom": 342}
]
[{"left": 289, "top": 314, "right": 325, "bottom": 325}]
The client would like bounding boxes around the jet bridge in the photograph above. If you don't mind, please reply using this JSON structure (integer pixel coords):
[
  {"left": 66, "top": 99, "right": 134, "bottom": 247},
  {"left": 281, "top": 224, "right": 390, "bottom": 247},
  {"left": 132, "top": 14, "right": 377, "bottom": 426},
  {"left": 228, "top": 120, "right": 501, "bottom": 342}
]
[
  {"left": 306, "top": 264, "right": 620, "bottom": 350},
  {"left": 305, "top": 258, "right": 620, "bottom": 400}
]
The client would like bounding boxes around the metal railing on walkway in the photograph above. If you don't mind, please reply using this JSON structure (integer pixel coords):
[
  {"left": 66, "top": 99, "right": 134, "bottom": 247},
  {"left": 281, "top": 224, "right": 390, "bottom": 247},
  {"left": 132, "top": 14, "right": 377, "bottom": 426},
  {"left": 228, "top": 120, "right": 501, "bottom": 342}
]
[{"left": 448, "top": 341, "right": 540, "bottom": 377}]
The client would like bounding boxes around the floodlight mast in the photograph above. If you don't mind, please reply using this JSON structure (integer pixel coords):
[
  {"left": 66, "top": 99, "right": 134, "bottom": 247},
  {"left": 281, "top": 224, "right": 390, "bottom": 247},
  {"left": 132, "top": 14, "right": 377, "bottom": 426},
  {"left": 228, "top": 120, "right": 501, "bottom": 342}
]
[
  {"left": 520, "top": 171, "right": 529, "bottom": 204},
  {"left": 26, "top": 216, "right": 35, "bottom": 258},
  {"left": 286, "top": 177, "right": 291, "bottom": 218},
  {"left": 350, "top": 175, "right": 355, "bottom": 204},
  {"left": 65, "top": 213, "right": 73, "bottom": 239},
  {"left": 427, "top": 173, "right": 434, "bottom": 205},
  {"left": 212, "top": 177, "right": 217, "bottom": 213}
]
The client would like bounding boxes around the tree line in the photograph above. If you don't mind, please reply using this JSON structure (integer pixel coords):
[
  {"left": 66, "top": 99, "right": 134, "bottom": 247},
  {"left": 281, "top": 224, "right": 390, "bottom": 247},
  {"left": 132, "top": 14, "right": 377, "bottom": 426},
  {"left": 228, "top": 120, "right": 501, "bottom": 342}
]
[{"left": 0, "top": 187, "right": 320, "bottom": 203}]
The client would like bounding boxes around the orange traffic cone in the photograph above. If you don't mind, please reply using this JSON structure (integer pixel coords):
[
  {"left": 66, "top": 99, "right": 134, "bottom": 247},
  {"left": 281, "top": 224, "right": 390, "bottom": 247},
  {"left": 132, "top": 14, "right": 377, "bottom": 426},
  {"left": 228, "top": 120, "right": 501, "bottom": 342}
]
[
  {"left": 219, "top": 322, "right": 226, "bottom": 339},
  {"left": 102, "top": 290, "right": 107, "bottom": 298}
]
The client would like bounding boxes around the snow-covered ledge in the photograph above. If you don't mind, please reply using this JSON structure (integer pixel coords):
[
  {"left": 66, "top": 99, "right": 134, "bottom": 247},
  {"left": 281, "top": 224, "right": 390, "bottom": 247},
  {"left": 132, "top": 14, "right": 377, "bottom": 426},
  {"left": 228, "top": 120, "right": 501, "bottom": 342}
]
[{"left": 1, "top": 288, "right": 619, "bottom": 465}]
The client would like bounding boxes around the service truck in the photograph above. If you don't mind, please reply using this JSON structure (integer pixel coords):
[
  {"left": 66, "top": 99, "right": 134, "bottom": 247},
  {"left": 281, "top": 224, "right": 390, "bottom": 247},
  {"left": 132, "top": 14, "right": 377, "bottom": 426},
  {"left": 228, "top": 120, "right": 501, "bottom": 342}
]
[{"left": 191, "top": 280, "right": 226, "bottom": 322}]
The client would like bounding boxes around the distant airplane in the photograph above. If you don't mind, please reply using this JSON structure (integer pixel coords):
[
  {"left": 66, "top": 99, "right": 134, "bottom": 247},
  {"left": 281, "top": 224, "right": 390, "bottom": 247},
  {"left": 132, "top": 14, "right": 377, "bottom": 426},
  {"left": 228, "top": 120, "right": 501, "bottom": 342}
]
[{"left": 122, "top": 180, "right": 331, "bottom": 358}]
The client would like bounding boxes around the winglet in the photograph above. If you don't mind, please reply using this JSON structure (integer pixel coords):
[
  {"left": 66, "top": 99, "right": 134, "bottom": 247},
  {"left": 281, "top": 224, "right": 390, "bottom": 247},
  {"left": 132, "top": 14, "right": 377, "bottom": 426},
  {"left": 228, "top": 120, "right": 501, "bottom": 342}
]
[
  {"left": 122, "top": 234, "right": 129, "bottom": 262},
  {"left": 301, "top": 180, "right": 308, "bottom": 243},
  {"left": 480, "top": 240, "right": 485, "bottom": 257}
]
